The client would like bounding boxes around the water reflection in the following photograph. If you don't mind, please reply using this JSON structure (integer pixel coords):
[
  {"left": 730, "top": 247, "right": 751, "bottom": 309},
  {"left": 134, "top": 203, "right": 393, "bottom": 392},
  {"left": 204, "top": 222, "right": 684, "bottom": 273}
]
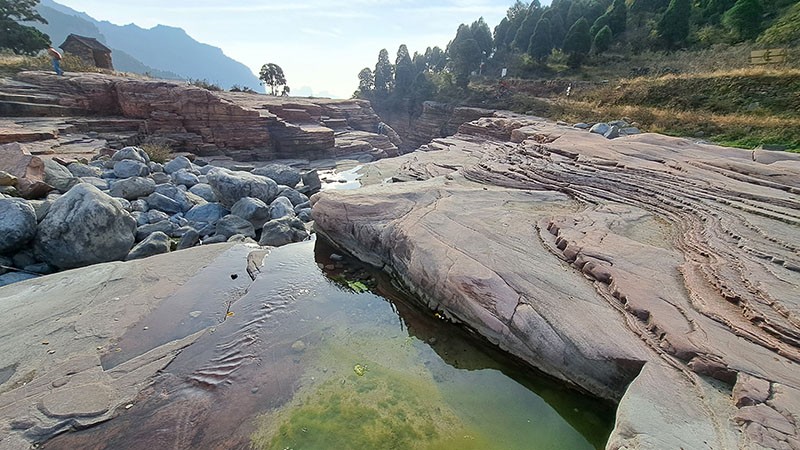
[{"left": 43, "top": 239, "right": 613, "bottom": 450}]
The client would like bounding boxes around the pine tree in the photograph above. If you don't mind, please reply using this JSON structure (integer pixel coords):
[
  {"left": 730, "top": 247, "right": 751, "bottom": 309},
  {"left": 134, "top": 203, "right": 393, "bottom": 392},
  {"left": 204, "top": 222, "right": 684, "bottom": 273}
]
[
  {"left": 394, "top": 44, "right": 414, "bottom": 96},
  {"left": 607, "top": 0, "right": 628, "bottom": 35},
  {"left": 656, "top": 0, "right": 691, "bottom": 48},
  {"left": 470, "top": 17, "right": 494, "bottom": 56},
  {"left": 723, "top": 0, "right": 764, "bottom": 41},
  {"left": 513, "top": 7, "right": 544, "bottom": 50},
  {"left": 0, "top": 0, "right": 51, "bottom": 55},
  {"left": 563, "top": 17, "right": 592, "bottom": 68},
  {"left": 374, "top": 49, "right": 394, "bottom": 99},
  {"left": 356, "top": 68, "right": 374, "bottom": 98},
  {"left": 593, "top": 24, "right": 613, "bottom": 52},
  {"left": 528, "top": 18, "right": 553, "bottom": 61}
]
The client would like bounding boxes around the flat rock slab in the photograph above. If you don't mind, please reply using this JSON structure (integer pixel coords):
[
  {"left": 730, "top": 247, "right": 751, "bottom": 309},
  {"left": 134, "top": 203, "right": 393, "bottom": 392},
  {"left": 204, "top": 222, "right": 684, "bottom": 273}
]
[
  {"left": 0, "top": 243, "right": 258, "bottom": 448},
  {"left": 312, "top": 114, "right": 800, "bottom": 449}
]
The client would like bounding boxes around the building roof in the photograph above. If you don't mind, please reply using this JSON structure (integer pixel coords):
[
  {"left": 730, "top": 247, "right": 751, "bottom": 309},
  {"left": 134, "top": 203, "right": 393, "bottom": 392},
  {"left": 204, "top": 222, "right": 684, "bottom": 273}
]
[{"left": 60, "top": 34, "right": 112, "bottom": 53}]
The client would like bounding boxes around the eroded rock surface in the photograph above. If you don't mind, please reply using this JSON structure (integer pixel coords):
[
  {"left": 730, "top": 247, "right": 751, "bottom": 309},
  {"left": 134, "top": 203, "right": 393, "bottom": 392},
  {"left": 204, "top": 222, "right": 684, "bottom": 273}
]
[
  {"left": 0, "top": 244, "right": 256, "bottom": 447},
  {"left": 311, "top": 114, "right": 800, "bottom": 449}
]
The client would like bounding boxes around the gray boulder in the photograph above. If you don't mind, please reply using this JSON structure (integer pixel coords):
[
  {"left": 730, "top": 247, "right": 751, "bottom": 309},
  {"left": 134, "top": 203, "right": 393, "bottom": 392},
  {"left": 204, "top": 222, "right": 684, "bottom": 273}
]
[
  {"left": 149, "top": 162, "right": 164, "bottom": 173},
  {"left": 299, "top": 170, "right": 322, "bottom": 194},
  {"left": 154, "top": 184, "right": 192, "bottom": 212},
  {"left": 114, "top": 160, "right": 150, "bottom": 178},
  {"left": 177, "top": 228, "right": 200, "bottom": 250},
  {"left": 189, "top": 183, "right": 217, "bottom": 202},
  {"left": 43, "top": 160, "right": 80, "bottom": 193},
  {"left": 0, "top": 272, "right": 39, "bottom": 287},
  {"left": 136, "top": 220, "right": 176, "bottom": 242},
  {"left": 201, "top": 235, "right": 228, "bottom": 245},
  {"left": 67, "top": 163, "right": 102, "bottom": 178},
  {"left": 589, "top": 123, "right": 610, "bottom": 136},
  {"left": 164, "top": 156, "right": 194, "bottom": 174},
  {"left": 297, "top": 208, "right": 313, "bottom": 222},
  {"left": 0, "top": 199, "right": 37, "bottom": 254},
  {"left": 252, "top": 164, "right": 301, "bottom": 187},
  {"left": 277, "top": 186, "right": 309, "bottom": 206},
  {"left": 80, "top": 177, "right": 108, "bottom": 190},
  {"left": 231, "top": 197, "right": 270, "bottom": 229},
  {"left": 207, "top": 167, "right": 279, "bottom": 208},
  {"left": 258, "top": 217, "right": 309, "bottom": 247},
  {"left": 146, "top": 192, "right": 182, "bottom": 214},
  {"left": 126, "top": 231, "right": 171, "bottom": 261},
  {"left": 269, "top": 196, "right": 295, "bottom": 220},
  {"left": 130, "top": 199, "right": 149, "bottom": 212},
  {"left": 185, "top": 203, "right": 229, "bottom": 225},
  {"left": 34, "top": 184, "right": 136, "bottom": 269},
  {"left": 112, "top": 146, "right": 150, "bottom": 164},
  {"left": 131, "top": 211, "right": 148, "bottom": 227},
  {"left": 215, "top": 214, "right": 256, "bottom": 239},
  {"left": 109, "top": 177, "right": 156, "bottom": 200},
  {"left": 146, "top": 210, "right": 170, "bottom": 224},
  {"left": 150, "top": 172, "right": 171, "bottom": 184},
  {"left": 573, "top": 123, "right": 591, "bottom": 129},
  {"left": 604, "top": 126, "right": 620, "bottom": 139},
  {"left": 27, "top": 198, "right": 53, "bottom": 221},
  {"left": 172, "top": 169, "right": 200, "bottom": 188},
  {"left": 621, "top": 127, "right": 641, "bottom": 135}
]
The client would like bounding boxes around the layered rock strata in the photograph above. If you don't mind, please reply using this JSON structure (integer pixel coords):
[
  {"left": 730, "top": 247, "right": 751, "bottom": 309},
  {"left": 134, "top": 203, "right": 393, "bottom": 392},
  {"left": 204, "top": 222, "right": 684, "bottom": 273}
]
[
  {"left": 5, "top": 72, "right": 398, "bottom": 161},
  {"left": 311, "top": 113, "right": 800, "bottom": 449}
]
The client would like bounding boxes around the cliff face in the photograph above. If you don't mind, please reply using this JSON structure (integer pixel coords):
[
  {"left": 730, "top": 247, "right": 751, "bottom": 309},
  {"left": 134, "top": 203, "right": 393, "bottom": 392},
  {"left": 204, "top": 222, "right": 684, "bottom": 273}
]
[
  {"left": 4, "top": 72, "right": 397, "bottom": 162},
  {"left": 378, "top": 101, "right": 495, "bottom": 151}
]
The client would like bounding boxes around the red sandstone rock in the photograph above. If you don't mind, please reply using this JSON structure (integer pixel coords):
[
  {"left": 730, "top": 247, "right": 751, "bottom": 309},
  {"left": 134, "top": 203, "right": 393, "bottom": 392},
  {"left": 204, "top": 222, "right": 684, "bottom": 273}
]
[{"left": 0, "top": 142, "right": 53, "bottom": 198}]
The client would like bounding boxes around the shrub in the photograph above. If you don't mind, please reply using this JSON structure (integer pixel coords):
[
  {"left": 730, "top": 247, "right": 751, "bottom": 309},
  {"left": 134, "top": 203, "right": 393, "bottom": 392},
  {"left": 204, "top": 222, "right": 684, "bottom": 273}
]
[
  {"left": 139, "top": 140, "right": 173, "bottom": 164},
  {"left": 188, "top": 78, "right": 222, "bottom": 91}
]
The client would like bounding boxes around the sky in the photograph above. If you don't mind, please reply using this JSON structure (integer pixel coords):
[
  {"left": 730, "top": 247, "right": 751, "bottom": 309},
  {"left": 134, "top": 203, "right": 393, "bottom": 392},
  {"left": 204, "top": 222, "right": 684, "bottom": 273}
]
[{"left": 55, "top": 0, "right": 515, "bottom": 98}]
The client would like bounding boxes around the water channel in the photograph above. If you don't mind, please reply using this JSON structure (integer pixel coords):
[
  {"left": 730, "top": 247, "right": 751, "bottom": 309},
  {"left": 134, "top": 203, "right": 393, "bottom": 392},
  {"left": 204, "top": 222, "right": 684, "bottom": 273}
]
[{"left": 43, "top": 167, "right": 614, "bottom": 450}]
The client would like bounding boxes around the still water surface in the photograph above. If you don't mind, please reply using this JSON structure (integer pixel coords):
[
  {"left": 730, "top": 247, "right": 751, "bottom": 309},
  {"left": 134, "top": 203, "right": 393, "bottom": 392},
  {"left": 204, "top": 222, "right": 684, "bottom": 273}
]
[{"left": 44, "top": 239, "right": 613, "bottom": 449}]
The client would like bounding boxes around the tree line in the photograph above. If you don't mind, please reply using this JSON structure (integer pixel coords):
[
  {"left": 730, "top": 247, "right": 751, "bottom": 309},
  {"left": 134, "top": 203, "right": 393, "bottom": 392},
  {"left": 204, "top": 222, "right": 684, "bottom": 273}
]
[{"left": 355, "top": 0, "right": 797, "bottom": 112}]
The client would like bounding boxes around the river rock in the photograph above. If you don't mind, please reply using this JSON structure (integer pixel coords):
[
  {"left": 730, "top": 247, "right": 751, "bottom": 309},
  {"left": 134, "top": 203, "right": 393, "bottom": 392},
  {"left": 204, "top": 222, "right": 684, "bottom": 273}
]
[
  {"left": 43, "top": 160, "right": 80, "bottom": 193},
  {"left": 0, "top": 170, "right": 18, "bottom": 186},
  {"left": 114, "top": 160, "right": 150, "bottom": 178},
  {"left": 0, "top": 143, "right": 52, "bottom": 199},
  {"left": 185, "top": 203, "right": 230, "bottom": 225},
  {"left": 68, "top": 163, "right": 103, "bottom": 178},
  {"left": 126, "top": 231, "right": 171, "bottom": 260},
  {"left": 136, "top": 220, "right": 176, "bottom": 242},
  {"left": 189, "top": 183, "right": 217, "bottom": 202},
  {"left": 81, "top": 176, "right": 109, "bottom": 190},
  {"left": 111, "top": 146, "right": 150, "bottom": 164},
  {"left": 277, "top": 186, "right": 309, "bottom": 206},
  {"left": 268, "top": 196, "right": 295, "bottom": 220},
  {"left": 34, "top": 184, "right": 136, "bottom": 269},
  {"left": 231, "top": 197, "right": 270, "bottom": 229},
  {"left": 589, "top": 123, "right": 610, "bottom": 135},
  {"left": 0, "top": 272, "right": 39, "bottom": 287},
  {"left": 207, "top": 167, "right": 279, "bottom": 208},
  {"left": 0, "top": 199, "right": 37, "bottom": 255},
  {"left": 215, "top": 214, "right": 256, "bottom": 239},
  {"left": 300, "top": 170, "right": 322, "bottom": 194},
  {"left": 130, "top": 199, "right": 149, "bottom": 212},
  {"left": 109, "top": 177, "right": 156, "bottom": 200},
  {"left": 150, "top": 172, "right": 171, "bottom": 184},
  {"left": 252, "top": 164, "right": 301, "bottom": 187},
  {"left": 145, "top": 210, "right": 170, "bottom": 224},
  {"left": 172, "top": 169, "right": 200, "bottom": 188},
  {"left": 176, "top": 228, "right": 200, "bottom": 250},
  {"left": 145, "top": 192, "right": 182, "bottom": 214},
  {"left": 258, "top": 217, "right": 309, "bottom": 247},
  {"left": 164, "top": 156, "right": 194, "bottom": 174},
  {"left": 604, "top": 125, "right": 620, "bottom": 139}
]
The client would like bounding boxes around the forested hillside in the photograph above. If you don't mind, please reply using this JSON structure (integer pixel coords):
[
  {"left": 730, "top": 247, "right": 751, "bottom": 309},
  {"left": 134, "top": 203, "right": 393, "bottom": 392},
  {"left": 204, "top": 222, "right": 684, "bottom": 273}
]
[{"left": 355, "top": 0, "right": 799, "bottom": 115}]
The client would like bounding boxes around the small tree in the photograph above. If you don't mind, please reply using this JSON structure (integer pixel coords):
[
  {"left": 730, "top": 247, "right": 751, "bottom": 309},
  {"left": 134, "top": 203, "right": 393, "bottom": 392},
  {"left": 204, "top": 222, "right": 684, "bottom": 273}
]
[
  {"left": 563, "top": 17, "right": 592, "bottom": 68},
  {"left": 259, "top": 63, "right": 287, "bottom": 96},
  {"left": 528, "top": 18, "right": 553, "bottom": 62},
  {"left": 593, "top": 25, "right": 613, "bottom": 53},
  {"left": 657, "top": 0, "right": 691, "bottom": 49},
  {"left": 0, "top": 0, "right": 51, "bottom": 55},
  {"left": 355, "top": 67, "right": 374, "bottom": 98},
  {"left": 374, "top": 49, "right": 393, "bottom": 99},
  {"left": 723, "top": 0, "right": 764, "bottom": 41}
]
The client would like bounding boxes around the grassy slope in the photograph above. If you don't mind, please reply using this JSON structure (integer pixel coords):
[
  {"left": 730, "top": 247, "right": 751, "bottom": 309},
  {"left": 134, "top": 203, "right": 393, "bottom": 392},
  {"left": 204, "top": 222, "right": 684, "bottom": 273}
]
[{"left": 468, "top": 65, "right": 800, "bottom": 152}]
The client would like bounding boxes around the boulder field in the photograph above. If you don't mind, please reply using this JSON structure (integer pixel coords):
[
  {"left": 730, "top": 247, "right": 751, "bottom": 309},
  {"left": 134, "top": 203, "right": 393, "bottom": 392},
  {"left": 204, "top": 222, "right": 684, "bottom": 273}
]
[{"left": 311, "top": 113, "right": 800, "bottom": 449}]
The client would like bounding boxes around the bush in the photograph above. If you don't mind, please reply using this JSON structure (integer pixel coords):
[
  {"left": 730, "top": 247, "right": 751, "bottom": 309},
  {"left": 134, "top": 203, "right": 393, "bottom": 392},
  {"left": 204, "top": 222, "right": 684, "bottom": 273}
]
[
  {"left": 139, "top": 140, "right": 173, "bottom": 164},
  {"left": 188, "top": 78, "right": 222, "bottom": 91}
]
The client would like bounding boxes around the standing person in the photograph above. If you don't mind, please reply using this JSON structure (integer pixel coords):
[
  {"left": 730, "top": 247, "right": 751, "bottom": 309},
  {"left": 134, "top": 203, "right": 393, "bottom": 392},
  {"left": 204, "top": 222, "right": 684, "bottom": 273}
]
[{"left": 47, "top": 47, "right": 63, "bottom": 76}]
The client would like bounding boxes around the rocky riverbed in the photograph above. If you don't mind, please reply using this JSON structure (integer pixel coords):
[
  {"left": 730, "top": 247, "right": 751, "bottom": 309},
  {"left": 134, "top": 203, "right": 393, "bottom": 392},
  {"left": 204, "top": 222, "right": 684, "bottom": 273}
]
[{"left": 311, "top": 113, "right": 800, "bottom": 449}]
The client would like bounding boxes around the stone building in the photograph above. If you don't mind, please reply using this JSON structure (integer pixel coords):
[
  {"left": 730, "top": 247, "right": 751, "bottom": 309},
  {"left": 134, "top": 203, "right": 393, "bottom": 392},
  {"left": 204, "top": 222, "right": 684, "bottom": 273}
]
[{"left": 60, "top": 34, "right": 114, "bottom": 70}]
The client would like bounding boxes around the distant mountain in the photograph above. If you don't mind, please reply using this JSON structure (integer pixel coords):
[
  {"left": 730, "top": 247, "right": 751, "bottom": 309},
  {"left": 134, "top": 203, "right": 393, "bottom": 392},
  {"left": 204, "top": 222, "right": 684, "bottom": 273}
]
[{"left": 31, "top": 0, "right": 262, "bottom": 91}]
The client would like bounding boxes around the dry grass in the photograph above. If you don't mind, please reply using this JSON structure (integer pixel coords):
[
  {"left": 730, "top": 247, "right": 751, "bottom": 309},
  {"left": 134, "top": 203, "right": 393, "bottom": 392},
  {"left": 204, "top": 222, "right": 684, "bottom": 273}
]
[
  {"left": 0, "top": 53, "right": 103, "bottom": 77},
  {"left": 139, "top": 140, "right": 173, "bottom": 164}
]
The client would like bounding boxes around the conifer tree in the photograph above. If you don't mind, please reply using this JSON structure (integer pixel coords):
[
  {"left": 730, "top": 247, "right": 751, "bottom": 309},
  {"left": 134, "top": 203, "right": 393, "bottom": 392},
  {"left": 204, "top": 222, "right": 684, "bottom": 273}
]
[
  {"left": 394, "top": 44, "right": 414, "bottom": 96},
  {"left": 563, "top": 17, "right": 592, "bottom": 67},
  {"left": 593, "top": 24, "right": 613, "bottom": 52},
  {"left": 528, "top": 18, "right": 553, "bottom": 61},
  {"left": 374, "top": 49, "right": 394, "bottom": 99},
  {"left": 656, "top": 0, "right": 691, "bottom": 48},
  {"left": 723, "top": 0, "right": 764, "bottom": 41}
]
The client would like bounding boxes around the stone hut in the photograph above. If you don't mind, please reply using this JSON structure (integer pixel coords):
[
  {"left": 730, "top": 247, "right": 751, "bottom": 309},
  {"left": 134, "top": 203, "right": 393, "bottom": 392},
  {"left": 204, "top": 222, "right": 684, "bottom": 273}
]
[{"left": 60, "top": 34, "right": 114, "bottom": 70}]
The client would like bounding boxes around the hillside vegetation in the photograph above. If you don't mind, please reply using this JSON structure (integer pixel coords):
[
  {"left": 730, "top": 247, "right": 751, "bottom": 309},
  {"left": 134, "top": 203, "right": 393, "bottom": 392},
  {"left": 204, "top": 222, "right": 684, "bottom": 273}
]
[{"left": 355, "top": 0, "right": 800, "bottom": 152}]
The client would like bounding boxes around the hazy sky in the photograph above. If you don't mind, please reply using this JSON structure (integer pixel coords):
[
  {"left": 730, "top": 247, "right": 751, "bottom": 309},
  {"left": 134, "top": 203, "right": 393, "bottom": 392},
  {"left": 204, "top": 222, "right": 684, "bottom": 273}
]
[{"left": 55, "top": 0, "right": 514, "bottom": 98}]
